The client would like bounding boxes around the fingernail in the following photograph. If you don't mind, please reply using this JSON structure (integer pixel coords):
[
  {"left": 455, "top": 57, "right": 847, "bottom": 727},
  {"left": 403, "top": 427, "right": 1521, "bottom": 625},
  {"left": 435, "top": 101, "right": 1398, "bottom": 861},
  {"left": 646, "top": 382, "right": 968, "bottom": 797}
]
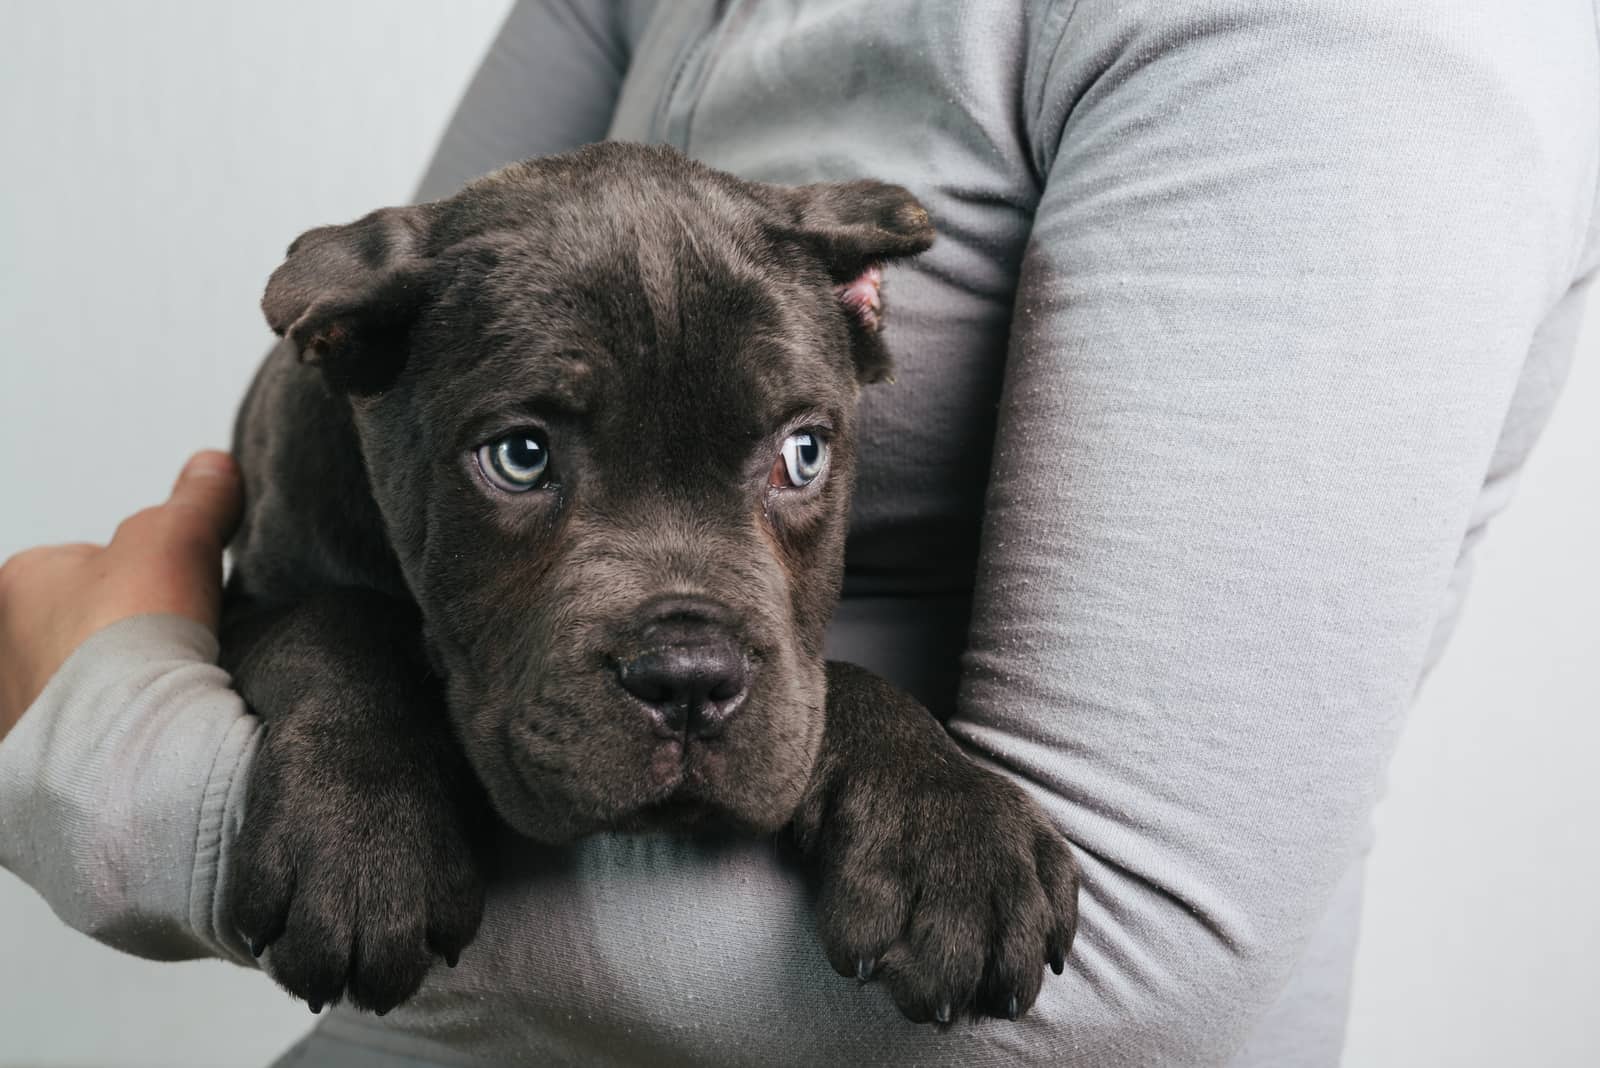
[
  {"left": 855, "top": 958, "right": 875, "bottom": 983},
  {"left": 935, "top": 1003, "right": 952, "bottom": 1025},
  {"left": 1008, "top": 994, "right": 1020, "bottom": 1021},
  {"left": 183, "top": 452, "right": 234, "bottom": 479}
]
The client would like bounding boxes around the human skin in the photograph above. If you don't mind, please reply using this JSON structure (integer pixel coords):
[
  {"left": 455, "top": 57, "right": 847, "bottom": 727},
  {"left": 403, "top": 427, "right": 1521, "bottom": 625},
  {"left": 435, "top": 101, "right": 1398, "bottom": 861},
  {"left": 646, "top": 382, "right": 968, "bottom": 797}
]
[{"left": 0, "top": 450, "right": 242, "bottom": 740}]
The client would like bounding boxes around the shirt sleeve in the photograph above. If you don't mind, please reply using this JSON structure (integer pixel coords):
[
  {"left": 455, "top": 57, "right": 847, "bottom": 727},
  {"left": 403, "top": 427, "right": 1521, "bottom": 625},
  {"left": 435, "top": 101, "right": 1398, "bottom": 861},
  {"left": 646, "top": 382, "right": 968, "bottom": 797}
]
[
  {"left": 0, "top": 615, "right": 259, "bottom": 964},
  {"left": 945, "top": 2, "right": 1597, "bottom": 1062}
]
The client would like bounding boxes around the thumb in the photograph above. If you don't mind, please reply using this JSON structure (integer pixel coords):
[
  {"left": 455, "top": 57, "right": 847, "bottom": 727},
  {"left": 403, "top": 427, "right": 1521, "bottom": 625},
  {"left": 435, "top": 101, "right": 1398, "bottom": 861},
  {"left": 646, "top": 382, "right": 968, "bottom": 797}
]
[
  {"left": 134, "top": 450, "right": 242, "bottom": 627},
  {"left": 164, "top": 450, "right": 244, "bottom": 553},
  {"left": 88, "top": 451, "right": 244, "bottom": 637}
]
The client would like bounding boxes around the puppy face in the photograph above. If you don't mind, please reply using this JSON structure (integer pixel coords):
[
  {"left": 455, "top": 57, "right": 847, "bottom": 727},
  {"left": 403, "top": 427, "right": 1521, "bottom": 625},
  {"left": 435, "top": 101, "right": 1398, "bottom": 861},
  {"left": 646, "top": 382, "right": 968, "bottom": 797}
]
[{"left": 260, "top": 144, "right": 933, "bottom": 842}]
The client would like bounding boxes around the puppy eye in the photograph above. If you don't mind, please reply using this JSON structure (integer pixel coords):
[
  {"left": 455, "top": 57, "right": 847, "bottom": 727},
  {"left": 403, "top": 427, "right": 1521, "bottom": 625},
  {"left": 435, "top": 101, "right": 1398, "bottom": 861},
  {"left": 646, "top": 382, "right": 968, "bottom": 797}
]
[
  {"left": 772, "top": 431, "right": 828, "bottom": 489},
  {"left": 477, "top": 430, "right": 551, "bottom": 492}
]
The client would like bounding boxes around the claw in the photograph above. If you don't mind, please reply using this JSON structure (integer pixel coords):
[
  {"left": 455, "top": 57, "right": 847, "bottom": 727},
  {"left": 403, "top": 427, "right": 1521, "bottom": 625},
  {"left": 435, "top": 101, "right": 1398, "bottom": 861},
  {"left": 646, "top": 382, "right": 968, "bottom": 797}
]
[
  {"left": 855, "top": 957, "right": 876, "bottom": 983},
  {"left": 308, "top": 1000, "right": 324, "bottom": 1015},
  {"left": 935, "top": 1003, "right": 952, "bottom": 1025},
  {"left": 444, "top": 949, "right": 460, "bottom": 969},
  {"left": 1049, "top": 946, "right": 1065, "bottom": 975},
  {"left": 247, "top": 937, "right": 265, "bottom": 959},
  {"left": 1007, "top": 994, "right": 1020, "bottom": 1021}
]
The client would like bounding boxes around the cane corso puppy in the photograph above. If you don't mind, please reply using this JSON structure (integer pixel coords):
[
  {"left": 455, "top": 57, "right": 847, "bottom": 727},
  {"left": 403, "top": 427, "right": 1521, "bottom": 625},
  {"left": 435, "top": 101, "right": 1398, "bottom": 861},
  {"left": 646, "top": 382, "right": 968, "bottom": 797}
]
[{"left": 221, "top": 143, "right": 1078, "bottom": 1025}]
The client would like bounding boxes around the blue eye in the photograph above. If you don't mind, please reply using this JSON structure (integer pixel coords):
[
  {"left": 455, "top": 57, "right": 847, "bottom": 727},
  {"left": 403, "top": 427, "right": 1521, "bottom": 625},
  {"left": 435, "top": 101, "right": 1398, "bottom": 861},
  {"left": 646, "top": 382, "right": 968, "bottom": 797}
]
[
  {"left": 478, "top": 430, "right": 551, "bottom": 491},
  {"left": 776, "top": 431, "right": 828, "bottom": 488}
]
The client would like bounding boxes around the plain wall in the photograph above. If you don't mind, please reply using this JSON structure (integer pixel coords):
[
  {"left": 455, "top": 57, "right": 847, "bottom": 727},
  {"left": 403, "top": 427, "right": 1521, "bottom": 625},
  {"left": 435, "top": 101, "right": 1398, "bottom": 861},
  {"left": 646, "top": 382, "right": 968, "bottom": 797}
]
[{"left": 0, "top": 4, "right": 1594, "bottom": 1066}]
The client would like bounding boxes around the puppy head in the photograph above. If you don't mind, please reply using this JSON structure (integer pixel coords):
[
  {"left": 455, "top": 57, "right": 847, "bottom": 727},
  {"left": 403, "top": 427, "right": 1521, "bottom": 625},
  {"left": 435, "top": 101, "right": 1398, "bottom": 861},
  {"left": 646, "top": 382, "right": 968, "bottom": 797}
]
[{"left": 261, "top": 144, "right": 933, "bottom": 842}]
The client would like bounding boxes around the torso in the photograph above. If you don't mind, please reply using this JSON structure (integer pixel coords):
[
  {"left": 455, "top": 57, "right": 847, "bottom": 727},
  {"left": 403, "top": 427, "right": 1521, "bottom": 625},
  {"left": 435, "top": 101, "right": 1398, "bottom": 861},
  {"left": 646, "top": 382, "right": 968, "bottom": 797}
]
[{"left": 608, "top": 0, "right": 1048, "bottom": 601}]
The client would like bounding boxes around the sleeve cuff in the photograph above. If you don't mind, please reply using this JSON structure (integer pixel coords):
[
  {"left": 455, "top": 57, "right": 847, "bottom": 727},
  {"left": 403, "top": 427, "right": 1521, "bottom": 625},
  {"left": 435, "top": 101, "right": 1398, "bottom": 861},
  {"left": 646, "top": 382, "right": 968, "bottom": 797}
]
[{"left": 0, "top": 613, "right": 261, "bottom": 964}]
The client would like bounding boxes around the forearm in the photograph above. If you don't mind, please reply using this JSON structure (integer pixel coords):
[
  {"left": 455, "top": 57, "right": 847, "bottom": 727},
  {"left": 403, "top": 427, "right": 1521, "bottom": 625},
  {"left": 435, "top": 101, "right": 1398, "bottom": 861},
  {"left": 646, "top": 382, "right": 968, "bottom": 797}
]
[
  {"left": 947, "top": 2, "right": 1600, "bottom": 1061},
  {"left": 0, "top": 615, "right": 258, "bottom": 963}
]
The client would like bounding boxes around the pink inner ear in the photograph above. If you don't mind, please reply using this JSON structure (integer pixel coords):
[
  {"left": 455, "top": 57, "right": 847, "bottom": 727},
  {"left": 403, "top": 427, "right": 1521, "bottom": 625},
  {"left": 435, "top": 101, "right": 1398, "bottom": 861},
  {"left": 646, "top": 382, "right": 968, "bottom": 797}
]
[{"left": 835, "top": 265, "right": 883, "bottom": 332}]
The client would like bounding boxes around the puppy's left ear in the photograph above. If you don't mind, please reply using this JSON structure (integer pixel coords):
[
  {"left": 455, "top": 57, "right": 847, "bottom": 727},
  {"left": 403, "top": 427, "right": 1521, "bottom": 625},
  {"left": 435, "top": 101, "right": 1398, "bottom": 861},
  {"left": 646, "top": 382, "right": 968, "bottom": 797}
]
[
  {"left": 261, "top": 205, "right": 434, "bottom": 395},
  {"left": 770, "top": 180, "right": 935, "bottom": 384}
]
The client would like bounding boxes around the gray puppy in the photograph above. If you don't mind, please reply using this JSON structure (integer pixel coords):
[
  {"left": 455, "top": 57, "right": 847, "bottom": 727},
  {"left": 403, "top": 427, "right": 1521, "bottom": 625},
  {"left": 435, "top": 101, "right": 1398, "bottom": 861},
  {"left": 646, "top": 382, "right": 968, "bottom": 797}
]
[{"left": 222, "top": 143, "right": 1077, "bottom": 1026}]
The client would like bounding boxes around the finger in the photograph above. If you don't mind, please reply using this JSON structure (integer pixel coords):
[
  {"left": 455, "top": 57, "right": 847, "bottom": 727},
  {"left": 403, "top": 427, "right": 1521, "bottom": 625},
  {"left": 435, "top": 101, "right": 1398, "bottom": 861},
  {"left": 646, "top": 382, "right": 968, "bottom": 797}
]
[
  {"left": 102, "top": 451, "right": 242, "bottom": 630},
  {"left": 161, "top": 451, "right": 243, "bottom": 554}
]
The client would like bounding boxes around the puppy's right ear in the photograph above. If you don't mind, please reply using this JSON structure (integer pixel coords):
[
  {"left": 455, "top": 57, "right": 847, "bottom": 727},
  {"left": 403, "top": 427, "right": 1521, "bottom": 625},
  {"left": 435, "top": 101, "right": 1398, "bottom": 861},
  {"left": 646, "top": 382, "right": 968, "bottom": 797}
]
[{"left": 261, "top": 206, "right": 433, "bottom": 395}]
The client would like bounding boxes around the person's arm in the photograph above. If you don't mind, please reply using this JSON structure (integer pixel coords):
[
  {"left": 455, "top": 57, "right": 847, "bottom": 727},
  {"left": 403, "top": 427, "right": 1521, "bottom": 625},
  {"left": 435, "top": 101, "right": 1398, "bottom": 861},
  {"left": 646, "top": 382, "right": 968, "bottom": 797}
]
[
  {"left": 0, "top": 454, "right": 255, "bottom": 961},
  {"left": 946, "top": 2, "right": 1599, "bottom": 1060}
]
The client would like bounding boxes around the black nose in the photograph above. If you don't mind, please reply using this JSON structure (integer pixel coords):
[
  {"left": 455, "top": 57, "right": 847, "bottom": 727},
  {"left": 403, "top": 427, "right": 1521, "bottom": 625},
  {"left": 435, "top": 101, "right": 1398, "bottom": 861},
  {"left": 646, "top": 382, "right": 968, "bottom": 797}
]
[{"left": 616, "top": 625, "right": 749, "bottom": 740}]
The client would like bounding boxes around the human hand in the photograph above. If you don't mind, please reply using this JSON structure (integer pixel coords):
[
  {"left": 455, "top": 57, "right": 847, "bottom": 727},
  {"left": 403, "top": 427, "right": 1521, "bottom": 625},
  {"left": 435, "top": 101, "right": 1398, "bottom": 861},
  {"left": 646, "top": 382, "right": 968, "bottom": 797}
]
[{"left": 0, "top": 450, "right": 242, "bottom": 738}]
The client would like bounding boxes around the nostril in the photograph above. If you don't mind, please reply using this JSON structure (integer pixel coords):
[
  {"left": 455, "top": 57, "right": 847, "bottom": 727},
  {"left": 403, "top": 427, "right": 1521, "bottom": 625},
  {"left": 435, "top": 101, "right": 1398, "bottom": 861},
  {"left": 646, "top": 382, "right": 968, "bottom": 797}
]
[
  {"left": 615, "top": 637, "right": 749, "bottom": 739},
  {"left": 706, "top": 672, "right": 743, "bottom": 703},
  {"left": 618, "top": 660, "right": 676, "bottom": 706}
]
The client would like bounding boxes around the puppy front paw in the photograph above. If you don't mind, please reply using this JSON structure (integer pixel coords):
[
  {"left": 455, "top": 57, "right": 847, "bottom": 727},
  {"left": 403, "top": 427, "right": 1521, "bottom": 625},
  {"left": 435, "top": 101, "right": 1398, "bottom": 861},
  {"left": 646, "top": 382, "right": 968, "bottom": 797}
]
[
  {"left": 813, "top": 763, "right": 1078, "bottom": 1024},
  {"left": 228, "top": 716, "right": 485, "bottom": 1015},
  {"left": 802, "top": 665, "right": 1078, "bottom": 1025}
]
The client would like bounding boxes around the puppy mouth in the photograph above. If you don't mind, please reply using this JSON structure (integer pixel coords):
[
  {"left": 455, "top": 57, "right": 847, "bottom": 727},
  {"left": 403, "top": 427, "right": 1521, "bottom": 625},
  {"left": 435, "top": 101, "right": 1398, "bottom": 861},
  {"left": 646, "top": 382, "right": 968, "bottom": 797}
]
[
  {"left": 502, "top": 698, "right": 735, "bottom": 833},
  {"left": 623, "top": 735, "right": 741, "bottom": 825},
  {"left": 512, "top": 747, "right": 741, "bottom": 836}
]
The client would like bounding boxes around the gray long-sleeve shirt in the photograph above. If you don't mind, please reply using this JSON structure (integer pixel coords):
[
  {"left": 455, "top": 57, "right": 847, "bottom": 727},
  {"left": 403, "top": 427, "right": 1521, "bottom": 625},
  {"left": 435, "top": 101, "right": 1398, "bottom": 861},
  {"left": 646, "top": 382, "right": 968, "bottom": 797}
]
[{"left": 3, "top": 1, "right": 1598, "bottom": 1065}]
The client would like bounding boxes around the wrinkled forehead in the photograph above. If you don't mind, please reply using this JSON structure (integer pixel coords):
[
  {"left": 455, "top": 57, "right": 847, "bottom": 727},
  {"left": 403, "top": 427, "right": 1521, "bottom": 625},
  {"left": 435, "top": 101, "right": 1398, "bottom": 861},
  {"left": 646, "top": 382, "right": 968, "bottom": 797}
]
[{"left": 411, "top": 223, "right": 857, "bottom": 450}]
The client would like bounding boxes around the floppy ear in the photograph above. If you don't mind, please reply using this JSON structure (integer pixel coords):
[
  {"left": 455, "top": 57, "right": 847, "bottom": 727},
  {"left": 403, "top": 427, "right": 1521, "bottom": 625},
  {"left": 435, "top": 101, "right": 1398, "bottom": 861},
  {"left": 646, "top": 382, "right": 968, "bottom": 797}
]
[
  {"left": 261, "top": 205, "right": 433, "bottom": 395},
  {"left": 771, "top": 180, "right": 936, "bottom": 384}
]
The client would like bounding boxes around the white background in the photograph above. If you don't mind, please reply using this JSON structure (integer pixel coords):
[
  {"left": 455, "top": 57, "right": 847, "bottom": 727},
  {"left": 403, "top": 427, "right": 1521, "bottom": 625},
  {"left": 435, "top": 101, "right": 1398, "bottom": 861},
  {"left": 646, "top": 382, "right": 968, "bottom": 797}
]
[{"left": 1, "top": 4, "right": 1595, "bottom": 1066}]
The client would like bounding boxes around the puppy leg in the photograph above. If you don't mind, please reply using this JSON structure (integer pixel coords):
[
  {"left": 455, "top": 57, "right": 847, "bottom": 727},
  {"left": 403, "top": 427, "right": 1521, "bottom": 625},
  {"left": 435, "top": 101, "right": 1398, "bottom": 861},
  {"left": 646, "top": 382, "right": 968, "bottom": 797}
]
[
  {"left": 793, "top": 662, "right": 1079, "bottom": 1025},
  {"left": 221, "top": 588, "right": 487, "bottom": 1015}
]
